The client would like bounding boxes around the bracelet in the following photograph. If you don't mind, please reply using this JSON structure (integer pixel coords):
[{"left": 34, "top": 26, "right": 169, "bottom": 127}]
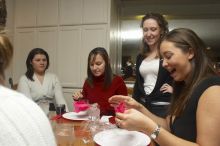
[{"left": 149, "top": 124, "right": 161, "bottom": 140}]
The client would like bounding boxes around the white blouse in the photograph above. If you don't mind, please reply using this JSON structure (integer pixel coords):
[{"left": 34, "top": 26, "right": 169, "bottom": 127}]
[
  {"left": 17, "top": 72, "right": 68, "bottom": 111},
  {"left": 139, "top": 58, "right": 159, "bottom": 95}
]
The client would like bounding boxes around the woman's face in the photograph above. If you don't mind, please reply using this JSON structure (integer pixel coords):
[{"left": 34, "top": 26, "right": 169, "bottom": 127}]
[
  {"left": 142, "top": 18, "right": 162, "bottom": 48},
  {"left": 160, "top": 41, "right": 194, "bottom": 82},
  {"left": 89, "top": 54, "right": 106, "bottom": 77},
  {"left": 31, "top": 54, "right": 48, "bottom": 74}
]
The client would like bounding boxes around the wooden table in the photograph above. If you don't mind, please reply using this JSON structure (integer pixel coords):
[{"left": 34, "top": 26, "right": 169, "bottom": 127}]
[
  {"left": 49, "top": 112, "right": 95, "bottom": 146},
  {"left": 49, "top": 112, "right": 154, "bottom": 146}
]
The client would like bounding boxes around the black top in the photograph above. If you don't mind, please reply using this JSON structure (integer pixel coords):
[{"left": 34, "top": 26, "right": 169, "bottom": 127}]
[
  {"left": 132, "top": 54, "right": 173, "bottom": 105},
  {"left": 170, "top": 76, "right": 220, "bottom": 142}
]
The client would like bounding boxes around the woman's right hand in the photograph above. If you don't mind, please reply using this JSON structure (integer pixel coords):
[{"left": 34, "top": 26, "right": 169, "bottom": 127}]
[
  {"left": 109, "top": 95, "right": 143, "bottom": 111},
  {"left": 115, "top": 109, "right": 157, "bottom": 133},
  {"left": 72, "top": 90, "right": 83, "bottom": 100}
]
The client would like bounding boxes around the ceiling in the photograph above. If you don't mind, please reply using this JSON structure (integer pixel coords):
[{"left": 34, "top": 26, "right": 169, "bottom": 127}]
[{"left": 119, "top": 0, "right": 220, "bottom": 61}]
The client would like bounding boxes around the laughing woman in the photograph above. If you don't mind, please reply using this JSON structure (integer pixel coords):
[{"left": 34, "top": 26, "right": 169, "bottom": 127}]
[{"left": 109, "top": 28, "right": 220, "bottom": 146}]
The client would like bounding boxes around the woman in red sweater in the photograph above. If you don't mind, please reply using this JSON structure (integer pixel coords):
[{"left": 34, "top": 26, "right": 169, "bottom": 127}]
[{"left": 73, "top": 47, "right": 127, "bottom": 115}]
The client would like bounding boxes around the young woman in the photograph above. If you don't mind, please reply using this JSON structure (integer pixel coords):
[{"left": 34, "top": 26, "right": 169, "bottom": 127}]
[
  {"left": 73, "top": 47, "right": 127, "bottom": 116},
  {"left": 17, "top": 48, "right": 68, "bottom": 113},
  {"left": 109, "top": 28, "right": 220, "bottom": 146},
  {"left": 133, "top": 13, "right": 173, "bottom": 117},
  {"left": 0, "top": 36, "right": 56, "bottom": 146}
]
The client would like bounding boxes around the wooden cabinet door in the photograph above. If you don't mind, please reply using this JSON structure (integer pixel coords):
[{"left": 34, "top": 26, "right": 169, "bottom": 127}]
[
  {"left": 57, "top": 26, "right": 81, "bottom": 87},
  {"left": 37, "top": 0, "right": 58, "bottom": 26},
  {"left": 13, "top": 28, "right": 36, "bottom": 82},
  {"left": 83, "top": 0, "right": 109, "bottom": 24},
  {"left": 15, "top": 0, "right": 37, "bottom": 27},
  {"left": 59, "top": 0, "right": 83, "bottom": 25}
]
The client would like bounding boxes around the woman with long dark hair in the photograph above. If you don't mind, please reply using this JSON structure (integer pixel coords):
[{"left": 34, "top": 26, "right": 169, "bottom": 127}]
[
  {"left": 109, "top": 28, "right": 220, "bottom": 146},
  {"left": 73, "top": 47, "right": 127, "bottom": 115},
  {"left": 18, "top": 48, "right": 68, "bottom": 113}
]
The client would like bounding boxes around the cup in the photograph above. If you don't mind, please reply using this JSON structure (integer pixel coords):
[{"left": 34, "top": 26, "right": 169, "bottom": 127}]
[
  {"left": 55, "top": 123, "right": 75, "bottom": 145},
  {"left": 88, "top": 103, "right": 100, "bottom": 121},
  {"left": 73, "top": 99, "right": 90, "bottom": 113},
  {"left": 56, "top": 104, "right": 66, "bottom": 115}
]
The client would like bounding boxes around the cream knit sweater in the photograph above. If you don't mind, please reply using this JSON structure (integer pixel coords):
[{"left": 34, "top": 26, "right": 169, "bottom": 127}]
[{"left": 0, "top": 86, "right": 56, "bottom": 146}]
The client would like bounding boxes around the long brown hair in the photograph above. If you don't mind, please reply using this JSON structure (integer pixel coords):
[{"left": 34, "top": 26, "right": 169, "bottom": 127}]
[
  {"left": 0, "top": 35, "right": 13, "bottom": 83},
  {"left": 160, "top": 28, "right": 217, "bottom": 116},
  {"left": 140, "top": 12, "right": 169, "bottom": 56}
]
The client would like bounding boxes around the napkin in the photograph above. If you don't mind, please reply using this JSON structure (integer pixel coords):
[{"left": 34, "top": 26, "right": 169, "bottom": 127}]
[
  {"left": 73, "top": 100, "right": 90, "bottom": 113},
  {"left": 114, "top": 102, "right": 125, "bottom": 113}
]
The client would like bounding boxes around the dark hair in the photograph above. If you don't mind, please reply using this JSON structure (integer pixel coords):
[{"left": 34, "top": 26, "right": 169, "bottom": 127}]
[
  {"left": 25, "top": 48, "right": 49, "bottom": 81},
  {"left": 0, "top": 35, "right": 13, "bottom": 83},
  {"left": 160, "top": 28, "right": 217, "bottom": 116},
  {"left": 140, "top": 12, "right": 169, "bottom": 55},
  {"left": 86, "top": 47, "right": 113, "bottom": 89}
]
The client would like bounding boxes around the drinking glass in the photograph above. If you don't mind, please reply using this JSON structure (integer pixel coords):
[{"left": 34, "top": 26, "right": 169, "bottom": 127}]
[
  {"left": 56, "top": 104, "right": 66, "bottom": 115},
  {"left": 55, "top": 123, "right": 75, "bottom": 146},
  {"left": 88, "top": 103, "right": 100, "bottom": 121}
]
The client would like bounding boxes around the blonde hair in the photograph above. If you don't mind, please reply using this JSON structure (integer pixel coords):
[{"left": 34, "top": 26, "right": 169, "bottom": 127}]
[{"left": 0, "top": 35, "right": 13, "bottom": 82}]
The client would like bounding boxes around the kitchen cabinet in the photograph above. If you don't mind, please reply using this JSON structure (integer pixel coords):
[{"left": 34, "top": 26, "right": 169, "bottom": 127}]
[
  {"left": 57, "top": 24, "right": 108, "bottom": 87},
  {"left": 37, "top": 0, "right": 59, "bottom": 26},
  {"left": 59, "top": 0, "right": 83, "bottom": 25},
  {"left": 15, "top": 0, "right": 37, "bottom": 27},
  {"left": 13, "top": 28, "right": 36, "bottom": 81},
  {"left": 13, "top": 0, "right": 119, "bottom": 88}
]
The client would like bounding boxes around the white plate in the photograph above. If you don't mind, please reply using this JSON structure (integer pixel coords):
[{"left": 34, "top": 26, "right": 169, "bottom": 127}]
[
  {"left": 151, "top": 101, "right": 170, "bottom": 106},
  {"left": 93, "top": 128, "right": 150, "bottom": 146},
  {"left": 62, "top": 112, "right": 89, "bottom": 121}
]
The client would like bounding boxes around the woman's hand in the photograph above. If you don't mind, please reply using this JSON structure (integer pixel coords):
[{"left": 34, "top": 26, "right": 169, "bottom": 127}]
[
  {"left": 72, "top": 90, "right": 83, "bottom": 100},
  {"left": 109, "top": 95, "right": 142, "bottom": 111},
  {"left": 160, "top": 83, "right": 173, "bottom": 93},
  {"left": 115, "top": 109, "right": 157, "bottom": 134}
]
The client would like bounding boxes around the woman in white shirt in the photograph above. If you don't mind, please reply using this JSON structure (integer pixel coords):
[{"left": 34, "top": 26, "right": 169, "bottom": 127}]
[{"left": 17, "top": 48, "right": 68, "bottom": 113}]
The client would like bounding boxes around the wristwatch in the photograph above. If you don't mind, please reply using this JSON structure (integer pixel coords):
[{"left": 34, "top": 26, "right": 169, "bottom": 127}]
[{"left": 150, "top": 125, "right": 161, "bottom": 139}]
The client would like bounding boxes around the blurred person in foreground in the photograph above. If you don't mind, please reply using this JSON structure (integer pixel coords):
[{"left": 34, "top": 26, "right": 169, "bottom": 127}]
[
  {"left": 109, "top": 28, "right": 220, "bottom": 146},
  {"left": 73, "top": 47, "right": 127, "bottom": 116},
  {"left": 0, "top": 35, "right": 56, "bottom": 146},
  {"left": 17, "top": 48, "right": 69, "bottom": 114}
]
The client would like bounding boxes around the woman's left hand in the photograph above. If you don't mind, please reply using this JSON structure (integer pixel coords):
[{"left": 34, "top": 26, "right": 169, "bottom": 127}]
[
  {"left": 115, "top": 109, "right": 157, "bottom": 134},
  {"left": 160, "top": 83, "right": 173, "bottom": 93},
  {"left": 109, "top": 95, "right": 142, "bottom": 111}
]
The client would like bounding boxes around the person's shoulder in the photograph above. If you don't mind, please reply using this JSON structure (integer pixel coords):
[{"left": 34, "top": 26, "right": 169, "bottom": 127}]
[
  {"left": 193, "top": 75, "right": 220, "bottom": 96},
  {"left": 200, "top": 75, "right": 220, "bottom": 85},
  {"left": 19, "top": 75, "right": 28, "bottom": 81},
  {"left": 0, "top": 86, "right": 30, "bottom": 103},
  {"left": 113, "top": 75, "right": 125, "bottom": 83}
]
